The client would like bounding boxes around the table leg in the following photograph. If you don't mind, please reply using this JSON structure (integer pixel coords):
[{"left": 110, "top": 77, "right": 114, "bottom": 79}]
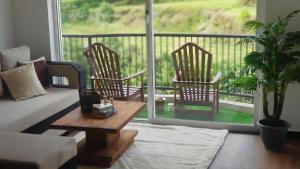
[
  {"left": 85, "top": 130, "right": 120, "bottom": 149},
  {"left": 78, "top": 129, "right": 138, "bottom": 167}
]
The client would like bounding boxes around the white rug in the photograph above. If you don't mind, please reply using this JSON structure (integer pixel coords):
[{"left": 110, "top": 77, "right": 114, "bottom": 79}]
[{"left": 79, "top": 123, "right": 228, "bottom": 169}]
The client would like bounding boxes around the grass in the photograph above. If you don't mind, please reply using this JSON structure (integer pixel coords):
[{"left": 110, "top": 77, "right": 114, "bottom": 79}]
[
  {"left": 136, "top": 103, "right": 253, "bottom": 124},
  {"left": 61, "top": 0, "right": 256, "bottom": 34}
]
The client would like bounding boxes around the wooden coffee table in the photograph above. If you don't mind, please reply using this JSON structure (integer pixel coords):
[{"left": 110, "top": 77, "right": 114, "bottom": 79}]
[{"left": 50, "top": 101, "right": 145, "bottom": 167}]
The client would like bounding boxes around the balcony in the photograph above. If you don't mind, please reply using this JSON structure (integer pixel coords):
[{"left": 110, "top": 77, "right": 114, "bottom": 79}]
[{"left": 62, "top": 33, "right": 255, "bottom": 125}]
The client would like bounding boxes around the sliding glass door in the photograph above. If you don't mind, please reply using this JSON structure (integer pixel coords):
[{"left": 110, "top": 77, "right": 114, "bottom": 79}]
[
  {"left": 56, "top": 0, "right": 257, "bottom": 131},
  {"left": 59, "top": 0, "right": 150, "bottom": 119},
  {"left": 150, "top": 0, "right": 257, "bottom": 130}
]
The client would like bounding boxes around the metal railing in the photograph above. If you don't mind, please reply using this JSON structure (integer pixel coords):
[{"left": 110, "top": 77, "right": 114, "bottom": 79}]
[{"left": 62, "top": 33, "right": 255, "bottom": 103}]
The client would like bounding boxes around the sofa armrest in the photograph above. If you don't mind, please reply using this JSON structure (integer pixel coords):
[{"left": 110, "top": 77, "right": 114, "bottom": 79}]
[{"left": 47, "top": 61, "right": 86, "bottom": 90}]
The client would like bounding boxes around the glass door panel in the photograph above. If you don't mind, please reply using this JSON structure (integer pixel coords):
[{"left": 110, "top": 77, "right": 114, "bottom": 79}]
[
  {"left": 59, "top": 0, "right": 149, "bottom": 119},
  {"left": 152, "top": 0, "right": 256, "bottom": 125}
]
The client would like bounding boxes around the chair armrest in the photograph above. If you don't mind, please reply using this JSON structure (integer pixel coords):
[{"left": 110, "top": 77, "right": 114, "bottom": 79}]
[
  {"left": 91, "top": 70, "right": 145, "bottom": 82},
  {"left": 47, "top": 61, "right": 86, "bottom": 90},
  {"left": 173, "top": 80, "right": 214, "bottom": 85},
  {"left": 122, "top": 70, "right": 145, "bottom": 81},
  {"left": 91, "top": 76, "right": 123, "bottom": 81},
  {"left": 211, "top": 72, "right": 222, "bottom": 84},
  {"left": 172, "top": 76, "right": 177, "bottom": 82}
]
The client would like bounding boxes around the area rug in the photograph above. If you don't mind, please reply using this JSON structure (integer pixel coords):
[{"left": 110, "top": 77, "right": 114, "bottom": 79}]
[{"left": 79, "top": 123, "right": 228, "bottom": 169}]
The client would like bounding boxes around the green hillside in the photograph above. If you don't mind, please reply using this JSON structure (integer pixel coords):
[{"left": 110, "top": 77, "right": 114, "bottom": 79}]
[{"left": 61, "top": 0, "right": 256, "bottom": 34}]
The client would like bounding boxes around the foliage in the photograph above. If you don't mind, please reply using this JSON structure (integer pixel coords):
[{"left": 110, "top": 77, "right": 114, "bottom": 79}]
[
  {"left": 99, "top": 2, "right": 115, "bottom": 22},
  {"left": 61, "top": 2, "right": 91, "bottom": 22},
  {"left": 61, "top": 0, "right": 256, "bottom": 34},
  {"left": 76, "top": 6, "right": 91, "bottom": 21},
  {"left": 63, "top": 0, "right": 104, "bottom": 8},
  {"left": 240, "top": 9, "right": 251, "bottom": 23},
  {"left": 236, "top": 0, "right": 256, "bottom": 6},
  {"left": 234, "top": 10, "right": 300, "bottom": 125},
  {"left": 61, "top": 0, "right": 115, "bottom": 22}
]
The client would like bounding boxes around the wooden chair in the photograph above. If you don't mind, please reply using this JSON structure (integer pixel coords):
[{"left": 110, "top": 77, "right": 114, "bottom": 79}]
[
  {"left": 84, "top": 43, "right": 145, "bottom": 101},
  {"left": 172, "top": 42, "right": 221, "bottom": 116}
]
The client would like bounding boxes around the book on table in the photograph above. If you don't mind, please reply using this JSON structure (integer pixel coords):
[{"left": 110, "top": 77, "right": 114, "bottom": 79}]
[{"left": 93, "top": 103, "right": 116, "bottom": 117}]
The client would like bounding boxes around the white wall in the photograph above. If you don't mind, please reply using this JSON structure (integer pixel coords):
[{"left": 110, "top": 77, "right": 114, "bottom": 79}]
[
  {"left": 0, "top": 0, "right": 15, "bottom": 50},
  {"left": 259, "top": 0, "right": 300, "bottom": 131},
  {"left": 265, "top": 0, "right": 300, "bottom": 32},
  {"left": 13, "top": 0, "right": 51, "bottom": 60}
]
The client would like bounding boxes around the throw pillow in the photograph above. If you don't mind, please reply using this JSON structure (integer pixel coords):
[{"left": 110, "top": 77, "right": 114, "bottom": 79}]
[
  {"left": 0, "top": 46, "right": 30, "bottom": 71},
  {"left": 0, "top": 63, "right": 47, "bottom": 101},
  {"left": 18, "top": 57, "right": 51, "bottom": 88}
]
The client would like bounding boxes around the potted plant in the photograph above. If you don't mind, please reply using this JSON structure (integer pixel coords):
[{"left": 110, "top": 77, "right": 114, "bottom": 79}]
[{"left": 235, "top": 10, "right": 300, "bottom": 150}]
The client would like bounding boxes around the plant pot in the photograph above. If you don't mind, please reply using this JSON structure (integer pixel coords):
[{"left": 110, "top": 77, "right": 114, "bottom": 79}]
[{"left": 257, "top": 119, "right": 290, "bottom": 150}]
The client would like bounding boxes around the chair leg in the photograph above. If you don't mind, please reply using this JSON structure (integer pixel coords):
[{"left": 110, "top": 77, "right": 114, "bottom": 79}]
[
  {"left": 173, "top": 83, "right": 177, "bottom": 104},
  {"left": 212, "top": 104, "right": 216, "bottom": 114},
  {"left": 141, "top": 89, "right": 144, "bottom": 102},
  {"left": 217, "top": 91, "right": 220, "bottom": 112},
  {"left": 141, "top": 74, "right": 144, "bottom": 102},
  {"left": 212, "top": 88, "right": 216, "bottom": 116}
]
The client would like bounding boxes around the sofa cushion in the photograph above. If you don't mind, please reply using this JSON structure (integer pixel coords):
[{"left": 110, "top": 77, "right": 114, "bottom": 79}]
[
  {"left": 0, "top": 132, "right": 76, "bottom": 169},
  {"left": 0, "top": 46, "right": 30, "bottom": 71},
  {"left": 0, "top": 63, "right": 47, "bottom": 101},
  {"left": 0, "top": 87, "right": 79, "bottom": 132}
]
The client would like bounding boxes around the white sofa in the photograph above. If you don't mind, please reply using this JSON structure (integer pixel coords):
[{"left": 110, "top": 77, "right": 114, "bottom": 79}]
[
  {"left": 0, "top": 87, "right": 79, "bottom": 132},
  {"left": 0, "top": 132, "right": 77, "bottom": 169},
  {"left": 0, "top": 46, "right": 86, "bottom": 169}
]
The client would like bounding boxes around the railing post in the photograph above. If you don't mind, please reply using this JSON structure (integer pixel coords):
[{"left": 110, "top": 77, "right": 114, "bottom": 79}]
[
  {"left": 88, "top": 36, "right": 94, "bottom": 90},
  {"left": 88, "top": 36, "right": 93, "bottom": 47}
]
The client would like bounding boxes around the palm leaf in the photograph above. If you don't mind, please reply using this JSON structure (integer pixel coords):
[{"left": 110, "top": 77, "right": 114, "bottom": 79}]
[
  {"left": 288, "top": 51, "right": 300, "bottom": 58},
  {"left": 286, "top": 31, "right": 300, "bottom": 46},
  {"left": 234, "top": 74, "right": 258, "bottom": 91},
  {"left": 244, "top": 20, "right": 264, "bottom": 33},
  {"left": 284, "top": 10, "right": 300, "bottom": 23},
  {"left": 244, "top": 52, "right": 270, "bottom": 73},
  {"left": 237, "top": 38, "right": 255, "bottom": 45},
  {"left": 280, "top": 64, "right": 300, "bottom": 82}
]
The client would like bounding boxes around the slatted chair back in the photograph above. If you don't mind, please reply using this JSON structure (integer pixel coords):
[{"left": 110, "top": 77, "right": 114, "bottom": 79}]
[
  {"left": 172, "top": 42, "right": 213, "bottom": 103},
  {"left": 84, "top": 43, "right": 124, "bottom": 98}
]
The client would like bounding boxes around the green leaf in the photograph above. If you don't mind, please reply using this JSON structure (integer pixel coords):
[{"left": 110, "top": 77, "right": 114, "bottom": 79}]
[
  {"left": 234, "top": 74, "right": 258, "bottom": 91},
  {"left": 284, "top": 10, "right": 300, "bottom": 24},
  {"left": 288, "top": 51, "right": 300, "bottom": 58},
  {"left": 286, "top": 31, "right": 300, "bottom": 46},
  {"left": 237, "top": 37, "right": 255, "bottom": 45},
  {"left": 280, "top": 64, "right": 300, "bottom": 82},
  {"left": 244, "top": 52, "right": 270, "bottom": 73},
  {"left": 243, "top": 20, "right": 264, "bottom": 33}
]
